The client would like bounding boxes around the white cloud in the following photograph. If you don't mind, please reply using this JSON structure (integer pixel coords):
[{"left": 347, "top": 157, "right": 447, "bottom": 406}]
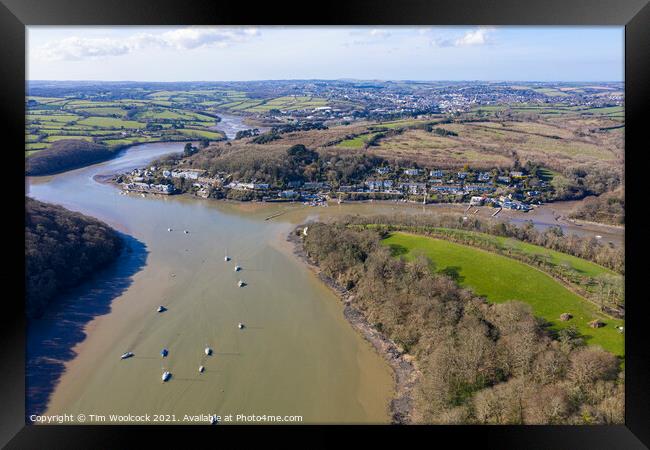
[
  {"left": 453, "top": 27, "right": 495, "bottom": 46},
  {"left": 429, "top": 27, "right": 496, "bottom": 48},
  {"left": 34, "top": 27, "right": 261, "bottom": 61},
  {"left": 161, "top": 27, "right": 260, "bottom": 50}
]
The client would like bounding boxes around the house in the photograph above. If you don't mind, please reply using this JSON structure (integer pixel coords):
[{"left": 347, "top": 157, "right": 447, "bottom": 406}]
[
  {"left": 365, "top": 180, "right": 393, "bottom": 191},
  {"left": 303, "top": 182, "right": 325, "bottom": 190},
  {"left": 403, "top": 168, "right": 421, "bottom": 176},
  {"left": 228, "top": 182, "right": 269, "bottom": 191},
  {"left": 478, "top": 172, "right": 491, "bottom": 182},
  {"left": 154, "top": 184, "right": 174, "bottom": 194},
  {"left": 279, "top": 190, "right": 298, "bottom": 198},
  {"left": 398, "top": 182, "right": 425, "bottom": 194},
  {"left": 162, "top": 170, "right": 171, "bottom": 178},
  {"left": 198, "top": 176, "right": 220, "bottom": 186},
  {"left": 497, "top": 176, "right": 511, "bottom": 184},
  {"left": 469, "top": 196, "right": 485, "bottom": 206},
  {"left": 429, "top": 169, "right": 444, "bottom": 177},
  {"left": 171, "top": 169, "right": 205, "bottom": 180},
  {"left": 430, "top": 185, "right": 463, "bottom": 194},
  {"left": 287, "top": 180, "right": 303, "bottom": 188},
  {"left": 465, "top": 184, "right": 495, "bottom": 193},
  {"left": 510, "top": 171, "right": 524, "bottom": 178},
  {"left": 376, "top": 167, "right": 391, "bottom": 175},
  {"left": 457, "top": 172, "right": 468, "bottom": 180}
]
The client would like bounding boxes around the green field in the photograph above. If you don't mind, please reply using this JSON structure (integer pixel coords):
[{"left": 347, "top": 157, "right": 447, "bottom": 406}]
[
  {"left": 77, "top": 117, "right": 146, "bottom": 128},
  {"left": 414, "top": 227, "right": 615, "bottom": 278},
  {"left": 338, "top": 132, "right": 383, "bottom": 148},
  {"left": 382, "top": 231, "right": 624, "bottom": 356},
  {"left": 26, "top": 93, "right": 227, "bottom": 153}
]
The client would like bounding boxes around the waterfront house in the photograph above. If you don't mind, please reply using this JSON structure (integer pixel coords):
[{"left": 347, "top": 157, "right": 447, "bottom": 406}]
[
  {"left": 279, "top": 190, "right": 298, "bottom": 198},
  {"left": 403, "top": 168, "right": 421, "bottom": 176},
  {"left": 429, "top": 169, "right": 444, "bottom": 177},
  {"left": 172, "top": 169, "right": 205, "bottom": 180}
]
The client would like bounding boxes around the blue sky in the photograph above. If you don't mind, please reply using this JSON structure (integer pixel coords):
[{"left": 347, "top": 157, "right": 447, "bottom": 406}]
[{"left": 27, "top": 26, "right": 624, "bottom": 82}]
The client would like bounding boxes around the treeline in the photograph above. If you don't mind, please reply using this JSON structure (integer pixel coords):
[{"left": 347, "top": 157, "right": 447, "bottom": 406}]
[
  {"left": 301, "top": 223, "right": 623, "bottom": 424},
  {"left": 25, "top": 198, "right": 123, "bottom": 318},
  {"left": 342, "top": 213, "right": 624, "bottom": 274},
  {"left": 26, "top": 139, "right": 119, "bottom": 176},
  {"left": 570, "top": 188, "right": 624, "bottom": 226}
]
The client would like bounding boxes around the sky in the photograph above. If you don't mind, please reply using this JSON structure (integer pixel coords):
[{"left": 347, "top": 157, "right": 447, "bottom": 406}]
[{"left": 27, "top": 26, "right": 624, "bottom": 82}]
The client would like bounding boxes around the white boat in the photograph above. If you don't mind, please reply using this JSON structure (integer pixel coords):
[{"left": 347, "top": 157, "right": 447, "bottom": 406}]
[
  {"left": 234, "top": 265, "right": 241, "bottom": 272},
  {"left": 199, "top": 365, "right": 205, "bottom": 373},
  {"left": 120, "top": 351, "right": 134, "bottom": 360},
  {"left": 184, "top": 230, "right": 189, "bottom": 234},
  {"left": 238, "top": 323, "right": 244, "bottom": 329},
  {"left": 167, "top": 228, "right": 172, "bottom": 232},
  {"left": 238, "top": 280, "right": 245, "bottom": 287},
  {"left": 162, "top": 371, "right": 171, "bottom": 382},
  {"left": 204, "top": 347, "right": 212, "bottom": 356},
  {"left": 224, "top": 250, "right": 230, "bottom": 262},
  {"left": 157, "top": 305, "right": 166, "bottom": 313}
]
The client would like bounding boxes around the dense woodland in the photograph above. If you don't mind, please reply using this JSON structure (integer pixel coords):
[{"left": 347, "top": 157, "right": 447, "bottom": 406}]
[
  {"left": 26, "top": 139, "right": 119, "bottom": 176},
  {"left": 301, "top": 223, "right": 624, "bottom": 424},
  {"left": 25, "top": 198, "right": 123, "bottom": 318}
]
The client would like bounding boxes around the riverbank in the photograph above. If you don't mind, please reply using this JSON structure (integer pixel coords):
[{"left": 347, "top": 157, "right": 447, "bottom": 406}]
[{"left": 287, "top": 227, "right": 419, "bottom": 424}]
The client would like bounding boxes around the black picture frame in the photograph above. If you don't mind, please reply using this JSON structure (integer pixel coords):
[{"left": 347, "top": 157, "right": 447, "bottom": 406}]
[{"left": 3, "top": 0, "right": 649, "bottom": 447}]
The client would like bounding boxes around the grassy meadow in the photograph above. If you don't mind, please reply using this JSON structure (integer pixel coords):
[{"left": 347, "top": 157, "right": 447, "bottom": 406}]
[{"left": 381, "top": 231, "right": 624, "bottom": 356}]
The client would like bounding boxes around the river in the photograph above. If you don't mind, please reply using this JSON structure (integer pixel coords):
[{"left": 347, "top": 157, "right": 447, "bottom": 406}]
[
  {"left": 211, "top": 112, "right": 269, "bottom": 139},
  {"left": 25, "top": 137, "right": 623, "bottom": 425},
  {"left": 27, "top": 141, "right": 398, "bottom": 425}
]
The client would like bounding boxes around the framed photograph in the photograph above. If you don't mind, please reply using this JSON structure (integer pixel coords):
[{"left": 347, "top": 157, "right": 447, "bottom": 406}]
[{"left": 3, "top": 0, "right": 649, "bottom": 446}]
